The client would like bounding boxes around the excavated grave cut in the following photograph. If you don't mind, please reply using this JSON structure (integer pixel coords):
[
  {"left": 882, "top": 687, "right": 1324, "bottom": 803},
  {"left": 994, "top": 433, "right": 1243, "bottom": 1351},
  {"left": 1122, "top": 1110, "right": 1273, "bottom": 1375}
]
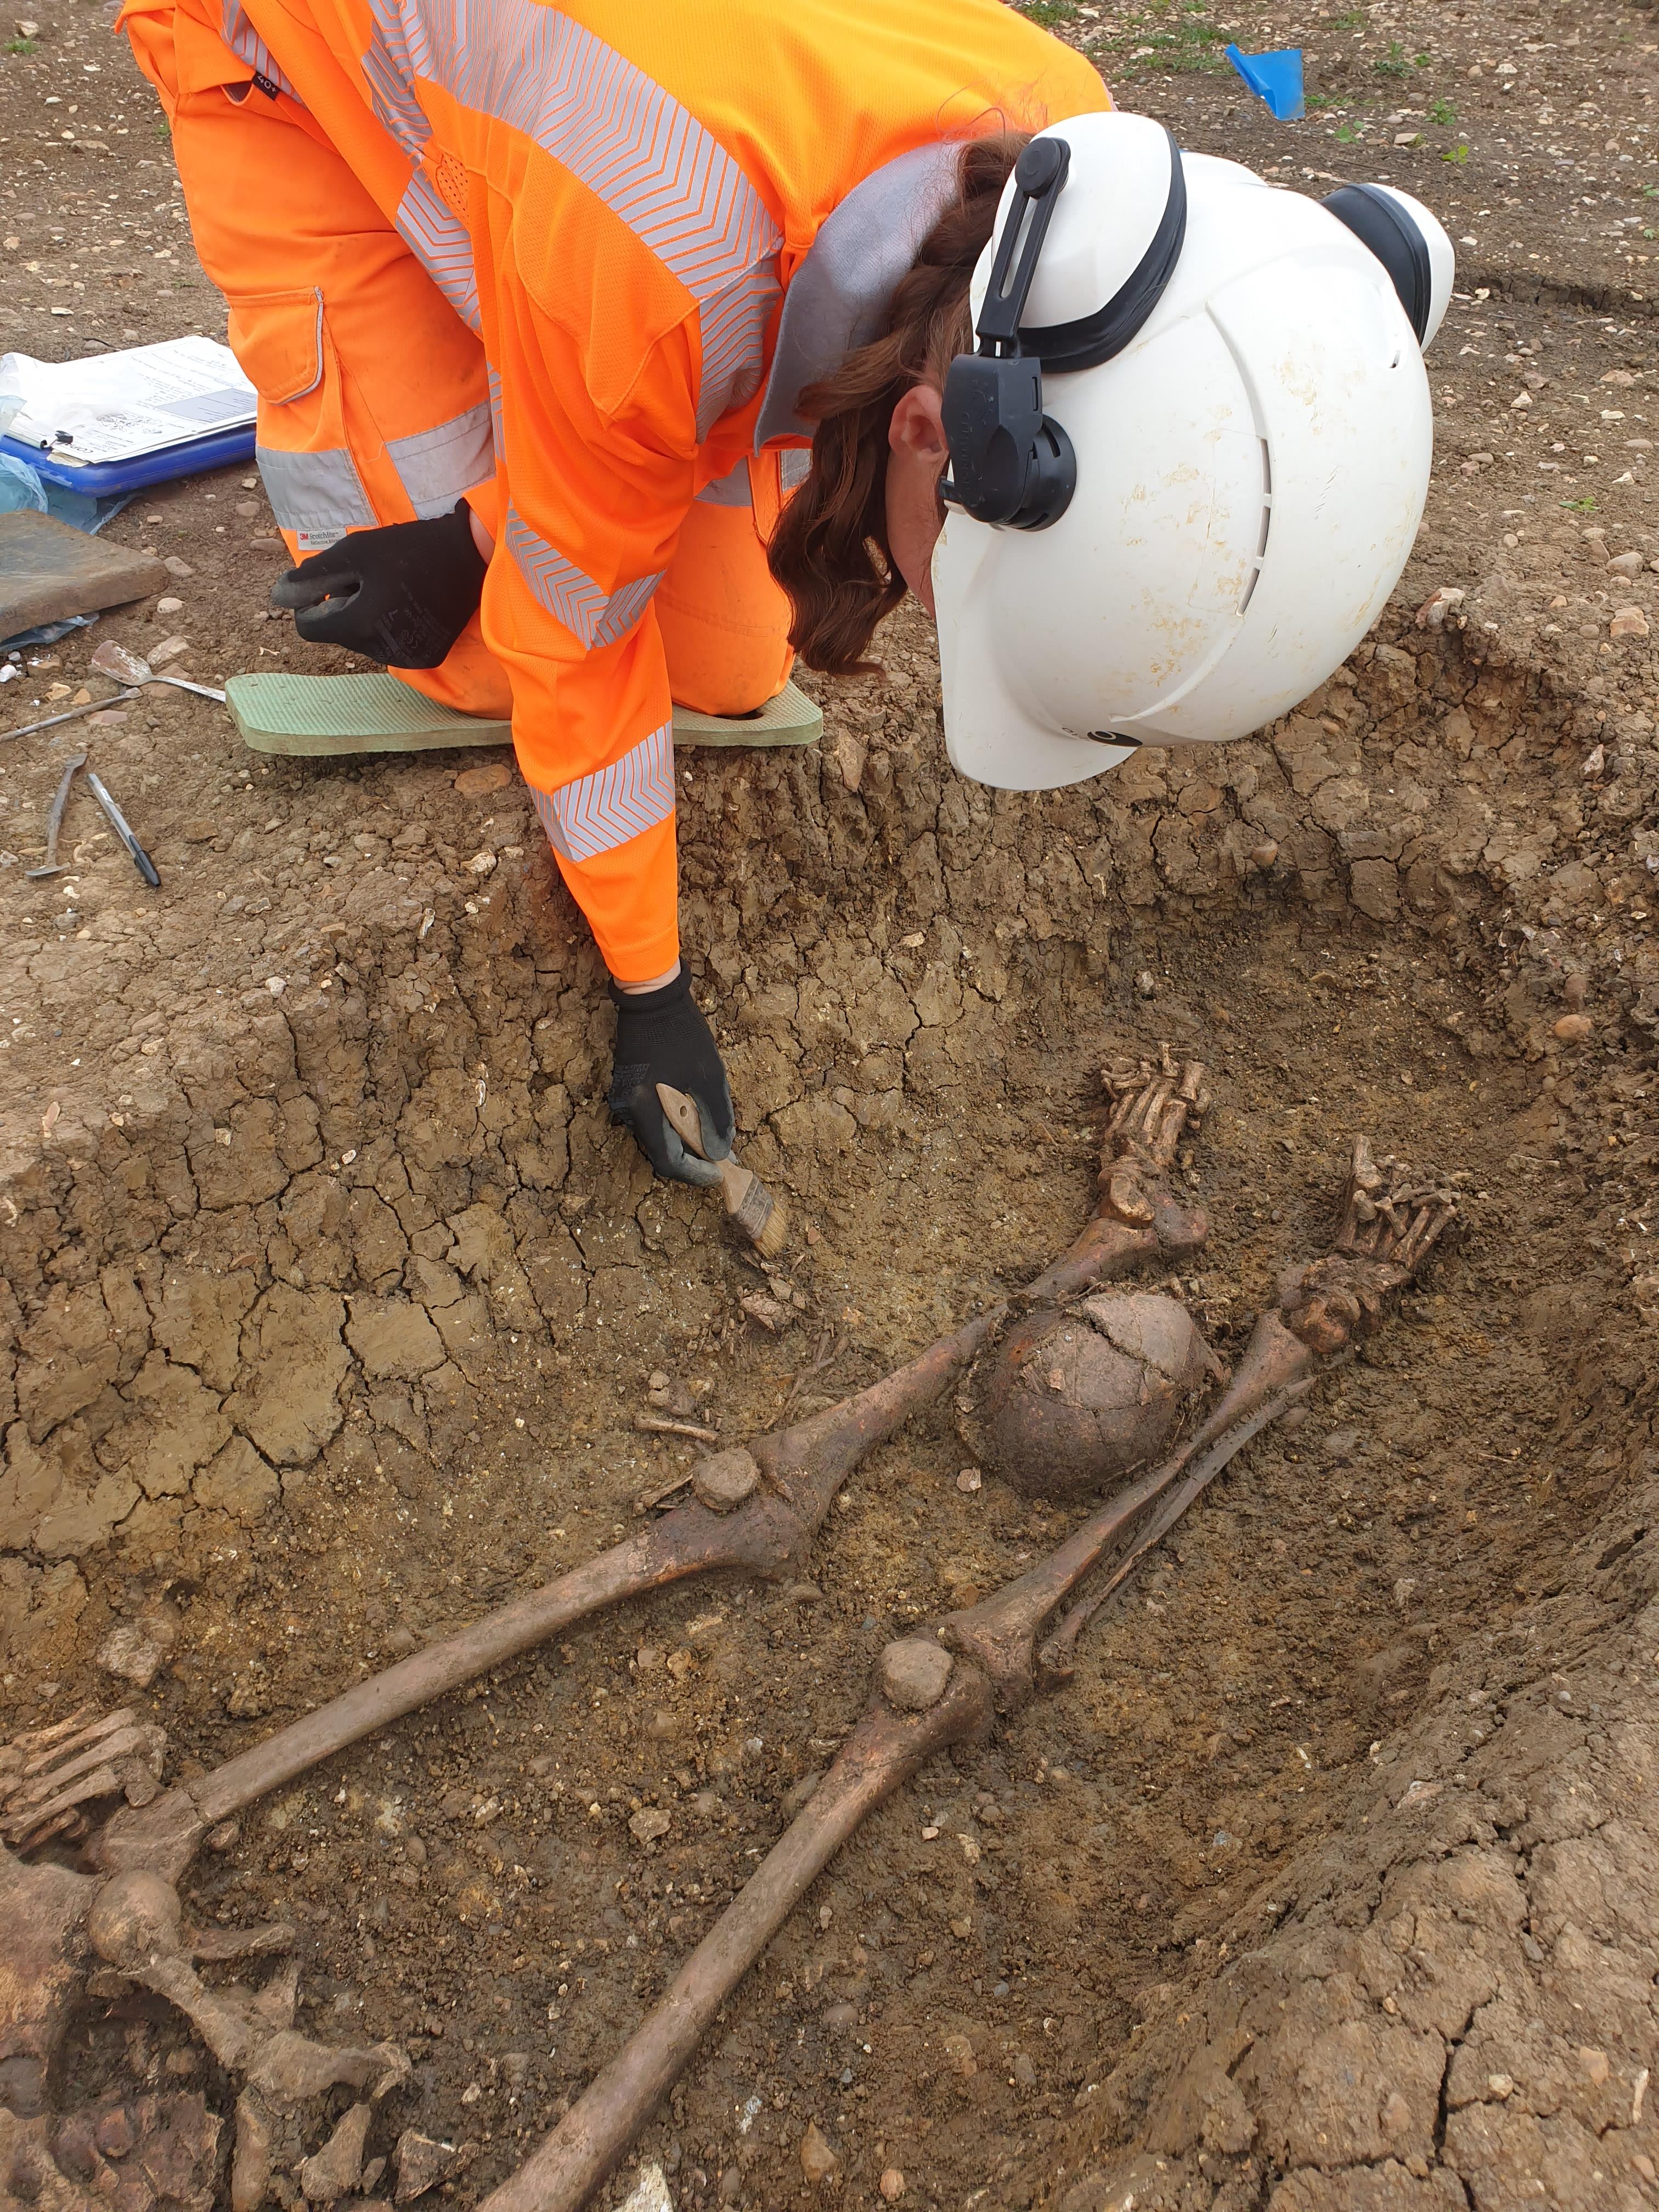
[{"left": 2, "top": 608, "right": 1656, "bottom": 2212}]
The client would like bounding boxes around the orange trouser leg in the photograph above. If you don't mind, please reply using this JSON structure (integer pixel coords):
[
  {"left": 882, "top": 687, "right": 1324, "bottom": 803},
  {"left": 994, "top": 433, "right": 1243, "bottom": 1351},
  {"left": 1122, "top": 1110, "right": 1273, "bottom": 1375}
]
[
  {"left": 123, "top": 0, "right": 509, "bottom": 719},
  {"left": 656, "top": 452, "right": 797, "bottom": 717}
]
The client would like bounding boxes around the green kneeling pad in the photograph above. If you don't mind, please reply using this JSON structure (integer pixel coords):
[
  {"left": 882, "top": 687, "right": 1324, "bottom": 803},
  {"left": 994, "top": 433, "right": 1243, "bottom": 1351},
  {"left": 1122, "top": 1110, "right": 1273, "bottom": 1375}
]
[
  {"left": 227, "top": 670, "right": 822, "bottom": 757},
  {"left": 669, "top": 682, "right": 823, "bottom": 747}
]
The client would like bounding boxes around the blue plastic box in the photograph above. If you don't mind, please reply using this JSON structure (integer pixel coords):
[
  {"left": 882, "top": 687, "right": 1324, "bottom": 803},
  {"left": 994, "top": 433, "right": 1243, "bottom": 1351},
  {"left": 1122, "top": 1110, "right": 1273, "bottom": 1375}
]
[{"left": 0, "top": 421, "right": 256, "bottom": 498}]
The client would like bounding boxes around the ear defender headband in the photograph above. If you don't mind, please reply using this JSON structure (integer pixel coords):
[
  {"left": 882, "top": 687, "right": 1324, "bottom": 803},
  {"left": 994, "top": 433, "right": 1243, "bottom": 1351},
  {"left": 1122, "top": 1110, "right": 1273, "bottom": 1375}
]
[{"left": 941, "top": 128, "right": 1187, "bottom": 534}]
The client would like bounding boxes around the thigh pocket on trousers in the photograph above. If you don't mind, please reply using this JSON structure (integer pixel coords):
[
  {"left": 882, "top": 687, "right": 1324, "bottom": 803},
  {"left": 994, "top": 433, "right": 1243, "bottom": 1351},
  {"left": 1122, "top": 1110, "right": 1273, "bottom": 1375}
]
[{"left": 229, "top": 287, "right": 376, "bottom": 556}]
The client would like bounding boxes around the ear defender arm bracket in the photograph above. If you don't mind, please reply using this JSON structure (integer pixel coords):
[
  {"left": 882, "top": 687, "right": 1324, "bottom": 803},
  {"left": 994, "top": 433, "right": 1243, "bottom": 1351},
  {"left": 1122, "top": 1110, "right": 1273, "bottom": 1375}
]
[{"left": 940, "top": 136, "right": 1079, "bottom": 533}]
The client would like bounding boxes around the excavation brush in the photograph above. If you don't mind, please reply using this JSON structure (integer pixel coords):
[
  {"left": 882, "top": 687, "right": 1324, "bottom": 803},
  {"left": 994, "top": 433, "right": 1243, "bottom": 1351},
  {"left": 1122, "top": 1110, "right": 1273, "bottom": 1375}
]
[{"left": 656, "top": 1080, "right": 788, "bottom": 1257}]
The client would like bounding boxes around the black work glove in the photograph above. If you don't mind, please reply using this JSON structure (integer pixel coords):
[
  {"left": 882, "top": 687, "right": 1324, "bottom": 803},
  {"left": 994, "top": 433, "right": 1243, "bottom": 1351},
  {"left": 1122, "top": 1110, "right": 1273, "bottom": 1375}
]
[
  {"left": 608, "top": 969, "right": 736, "bottom": 1188},
  {"left": 269, "top": 499, "right": 487, "bottom": 668}
]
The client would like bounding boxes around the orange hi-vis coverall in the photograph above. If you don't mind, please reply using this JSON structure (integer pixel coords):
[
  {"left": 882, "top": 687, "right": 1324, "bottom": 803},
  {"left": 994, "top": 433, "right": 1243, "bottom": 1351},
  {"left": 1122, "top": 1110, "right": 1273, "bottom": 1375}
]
[{"left": 121, "top": 0, "right": 1110, "bottom": 980}]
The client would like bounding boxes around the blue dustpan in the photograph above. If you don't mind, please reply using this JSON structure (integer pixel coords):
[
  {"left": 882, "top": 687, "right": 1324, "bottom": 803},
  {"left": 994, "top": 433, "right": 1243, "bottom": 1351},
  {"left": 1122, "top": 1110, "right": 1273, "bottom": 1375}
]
[{"left": 1225, "top": 44, "right": 1305, "bottom": 121}]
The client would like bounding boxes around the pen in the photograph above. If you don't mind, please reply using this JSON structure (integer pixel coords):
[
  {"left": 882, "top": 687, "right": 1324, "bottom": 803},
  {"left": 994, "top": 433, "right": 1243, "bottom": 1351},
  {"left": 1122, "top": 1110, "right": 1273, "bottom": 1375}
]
[{"left": 85, "top": 769, "right": 161, "bottom": 889}]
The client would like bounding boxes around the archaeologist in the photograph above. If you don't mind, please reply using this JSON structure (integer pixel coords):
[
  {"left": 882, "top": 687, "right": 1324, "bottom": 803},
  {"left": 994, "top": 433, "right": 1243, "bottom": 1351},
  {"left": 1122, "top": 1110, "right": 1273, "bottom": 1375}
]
[{"left": 120, "top": 0, "right": 1450, "bottom": 1189}]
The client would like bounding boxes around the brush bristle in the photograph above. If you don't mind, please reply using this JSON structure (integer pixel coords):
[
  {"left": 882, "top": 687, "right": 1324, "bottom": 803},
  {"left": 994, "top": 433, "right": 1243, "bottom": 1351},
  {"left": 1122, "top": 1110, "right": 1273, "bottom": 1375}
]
[
  {"left": 728, "top": 1172, "right": 787, "bottom": 1256},
  {"left": 749, "top": 1191, "right": 789, "bottom": 1259}
]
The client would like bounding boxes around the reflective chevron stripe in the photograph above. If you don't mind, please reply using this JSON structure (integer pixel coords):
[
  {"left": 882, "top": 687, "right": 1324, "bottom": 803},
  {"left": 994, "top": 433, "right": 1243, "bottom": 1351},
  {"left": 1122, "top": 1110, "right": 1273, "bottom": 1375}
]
[
  {"left": 396, "top": 170, "right": 481, "bottom": 331},
  {"left": 223, "top": 0, "right": 299, "bottom": 98},
  {"left": 363, "top": 0, "right": 432, "bottom": 160},
  {"left": 409, "top": 0, "right": 780, "bottom": 292},
  {"left": 364, "top": 0, "right": 782, "bottom": 429},
  {"left": 531, "top": 720, "right": 674, "bottom": 863},
  {"left": 696, "top": 259, "right": 780, "bottom": 438},
  {"left": 504, "top": 506, "right": 661, "bottom": 650},
  {"left": 258, "top": 407, "right": 488, "bottom": 553},
  {"left": 697, "top": 448, "right": 809, "bottom": 507}
]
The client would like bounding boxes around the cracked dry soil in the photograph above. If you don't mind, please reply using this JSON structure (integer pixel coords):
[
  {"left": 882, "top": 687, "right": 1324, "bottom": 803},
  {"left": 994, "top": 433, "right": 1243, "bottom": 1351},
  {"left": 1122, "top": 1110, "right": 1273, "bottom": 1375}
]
[{"left": 3, "top": 5, "right": 1659, "bottom": 2211}]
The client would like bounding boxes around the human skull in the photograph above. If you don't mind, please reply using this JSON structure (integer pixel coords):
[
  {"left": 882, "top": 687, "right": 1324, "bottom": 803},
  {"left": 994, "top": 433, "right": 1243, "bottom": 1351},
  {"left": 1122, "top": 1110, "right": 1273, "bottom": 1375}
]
[{"left": 982, "top": 1291, "right": 1223, "bottom": 1502}]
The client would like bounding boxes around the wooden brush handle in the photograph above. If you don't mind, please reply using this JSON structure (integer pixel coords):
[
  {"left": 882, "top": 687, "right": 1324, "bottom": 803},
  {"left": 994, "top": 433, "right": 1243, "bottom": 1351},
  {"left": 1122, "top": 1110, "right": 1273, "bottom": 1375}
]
[{"left": 655, "top": 1082, "right": 709, "bottom": 1160}]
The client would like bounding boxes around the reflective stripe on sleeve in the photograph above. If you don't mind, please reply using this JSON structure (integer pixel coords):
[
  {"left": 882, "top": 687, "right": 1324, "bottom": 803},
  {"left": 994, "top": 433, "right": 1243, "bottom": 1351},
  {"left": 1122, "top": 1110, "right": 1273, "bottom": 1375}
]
[
  {"left": 365, "top": 0, "right": 782, "bottom": 430},
  {"left": 696, "top": 260, "right": 781, "bottom": 440},
  {"left": 698, "top": 448, "right": 807, "bottom": 510},
  {"left": 387, "top": 400, "right": 495, "bottom": 516},
  {"left": 257, "top": 444, "right": 376, "bottom": 549},
  {"left": 396, "top": 170, "right": 481, "bottom": 331},
  {"left": 364, "top": 0, "right": 433, "bottom": 157},
  {"left": 504, "top": 506, "right": 662, "bottom": 650},
  {"left": 530, "top": 719, "right": 674, "bottom": 864}
]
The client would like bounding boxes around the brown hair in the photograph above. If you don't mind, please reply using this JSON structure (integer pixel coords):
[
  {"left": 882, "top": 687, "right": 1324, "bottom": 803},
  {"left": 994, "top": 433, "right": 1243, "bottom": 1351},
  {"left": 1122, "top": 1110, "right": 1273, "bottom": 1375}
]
[{"left": 766, "top": 132, "right": 1030, "bottom": 676}]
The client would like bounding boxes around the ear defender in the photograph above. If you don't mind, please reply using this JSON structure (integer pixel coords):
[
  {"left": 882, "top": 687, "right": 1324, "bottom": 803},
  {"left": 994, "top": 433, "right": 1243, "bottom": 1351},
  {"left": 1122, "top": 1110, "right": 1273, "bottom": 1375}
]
[
  {"left": 940, "top": 136, "right": 1078, "bottom": 532},
  {"left": 1321, "top": 182, "right": 1434, "bottom": 344},
  {"left": 940, "top": 126, "right": 1187, "bottom": 534}
]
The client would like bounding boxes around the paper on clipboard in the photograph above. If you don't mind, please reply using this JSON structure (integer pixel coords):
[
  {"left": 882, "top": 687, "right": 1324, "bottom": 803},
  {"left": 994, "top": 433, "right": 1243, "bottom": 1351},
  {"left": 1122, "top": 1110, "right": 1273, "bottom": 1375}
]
[{"left": 0, "top": 336, "right": 256, "bottom": 467}]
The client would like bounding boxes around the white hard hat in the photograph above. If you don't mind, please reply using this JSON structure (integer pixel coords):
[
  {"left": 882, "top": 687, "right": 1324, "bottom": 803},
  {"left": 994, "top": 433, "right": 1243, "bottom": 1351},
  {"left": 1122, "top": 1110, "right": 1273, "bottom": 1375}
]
[{"left": 933, "top": 114, "right": 1455, "bottom": 791}]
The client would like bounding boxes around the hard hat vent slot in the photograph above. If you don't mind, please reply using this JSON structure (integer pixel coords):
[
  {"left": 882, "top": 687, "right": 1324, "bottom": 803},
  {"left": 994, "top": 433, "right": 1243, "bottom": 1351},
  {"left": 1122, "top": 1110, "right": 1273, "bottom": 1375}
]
[{"left": 1239, "top": 438, "right": 1272, "bottom": 613}]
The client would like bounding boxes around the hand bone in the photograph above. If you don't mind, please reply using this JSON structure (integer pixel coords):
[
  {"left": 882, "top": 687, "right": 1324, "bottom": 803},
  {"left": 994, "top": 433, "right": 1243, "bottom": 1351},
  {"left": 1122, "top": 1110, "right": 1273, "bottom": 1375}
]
[{"left": 1, "top": 1706, "right": 167, "bottom": 1853}]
